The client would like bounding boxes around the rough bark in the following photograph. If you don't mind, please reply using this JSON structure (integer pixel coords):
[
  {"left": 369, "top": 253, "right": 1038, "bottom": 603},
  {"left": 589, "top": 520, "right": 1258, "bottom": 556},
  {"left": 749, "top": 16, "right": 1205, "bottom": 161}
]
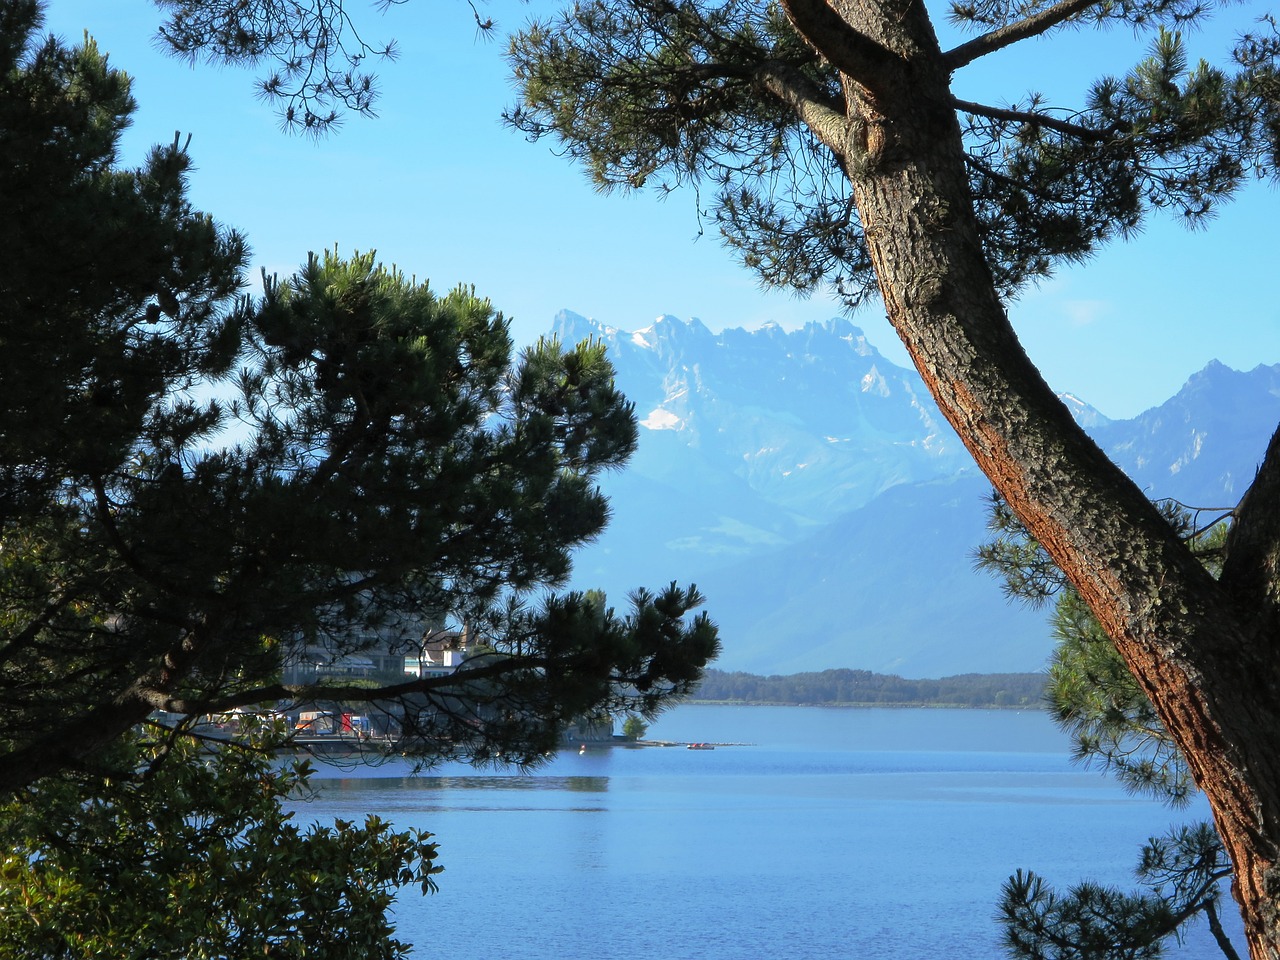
[{"left": 776, "top": 0, "right": 1280, "bottom": 956}]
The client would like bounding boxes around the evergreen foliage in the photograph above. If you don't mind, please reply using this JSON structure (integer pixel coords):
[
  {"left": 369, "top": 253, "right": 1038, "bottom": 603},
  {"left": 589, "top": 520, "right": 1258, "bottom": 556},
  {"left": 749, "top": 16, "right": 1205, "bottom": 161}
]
[
  {"left": 999, "top": 820, "right": 1239, "bottom": 960},
  {"left": 38, "top": 0, "right": 1280, "bottom": 955},
  {"left": 501, "top": 1, "right": 1280, "bottom": 306},
  {"left": 148, "top": 3, "right": 1280, "bottom": 298},
  {"left": 0, "top": 722, "right": 442, "bottom": 960},
  {"left": 0, "top": 25, "right": 719, "bottom": 771},
  {"left": 0, "top": 0, "right": 248, "bottom": 522},
  {"left": 0, "top": 5, "right": 717, "bottom": 952},
  {"left": 622, "top": 713, "right": 649, "bottom": 739},
  {"left": 152, "top": 0, "right": 397, "bottom": 134},
  {"left": 979, "top": 495, "right": 1238, "bottom": 959}
]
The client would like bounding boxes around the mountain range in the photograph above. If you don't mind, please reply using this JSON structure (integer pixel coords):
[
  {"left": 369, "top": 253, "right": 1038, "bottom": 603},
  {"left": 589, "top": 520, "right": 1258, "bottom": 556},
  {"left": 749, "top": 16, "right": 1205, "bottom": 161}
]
[{"left": 552, "top": 311, "right": 1280, "bottom": 677}]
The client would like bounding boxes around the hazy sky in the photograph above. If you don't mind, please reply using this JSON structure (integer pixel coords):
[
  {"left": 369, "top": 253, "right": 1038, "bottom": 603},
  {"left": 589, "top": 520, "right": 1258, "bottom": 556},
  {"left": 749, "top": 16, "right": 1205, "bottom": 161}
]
[{"left": 39, "top": 0, "right": 1280, "bottom": 420}]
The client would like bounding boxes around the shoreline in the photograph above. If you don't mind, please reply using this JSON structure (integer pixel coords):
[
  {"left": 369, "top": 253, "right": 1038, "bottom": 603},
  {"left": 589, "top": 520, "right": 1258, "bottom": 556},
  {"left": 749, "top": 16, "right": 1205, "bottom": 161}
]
[{"left": 682, "top": 699, "right": 1043, "bottom": 710}]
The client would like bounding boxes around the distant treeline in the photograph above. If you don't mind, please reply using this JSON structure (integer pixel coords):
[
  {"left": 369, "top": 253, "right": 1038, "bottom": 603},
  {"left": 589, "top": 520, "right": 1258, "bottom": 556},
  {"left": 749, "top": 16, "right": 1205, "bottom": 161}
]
[{"left": 690, "top": 668, "right": 1046, "bottom": 707}]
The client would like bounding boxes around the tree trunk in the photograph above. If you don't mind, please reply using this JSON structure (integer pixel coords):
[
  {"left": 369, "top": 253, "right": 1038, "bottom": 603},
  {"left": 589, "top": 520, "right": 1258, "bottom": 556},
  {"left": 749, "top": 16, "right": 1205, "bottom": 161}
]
[{"left": 782, "top": 1, "right": 1280, "bottom": 956}]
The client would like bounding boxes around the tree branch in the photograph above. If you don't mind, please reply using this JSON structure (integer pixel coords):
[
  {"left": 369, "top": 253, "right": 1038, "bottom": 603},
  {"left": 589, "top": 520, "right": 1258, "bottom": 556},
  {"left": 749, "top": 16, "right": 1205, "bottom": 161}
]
[
  {"left": 755, "top": 60, "right": 849, "bottom": 154},
  {"left": 0, "top": 698, "right": 155, "bottom": 795},
  {"left": 777, "top": 0, "right": 904, "bottom": 95},
  {"left": 91, "top": 476, "right": 195, "bottom": 603},
  {"left": 135, "top": 654, "right": 556, "bottom": 716},
  {"left": 0, "top": 640, "right": 536, "bottom": 795},
  {"left": 1206, "top": 897, "right": 1246, "bottom": 960},
  {"left": 0, "top": 591, "right": 77, "bottom": 668},
  {"left": 943, "top": 0, "right": 1102, "bottom": 70},
  {"left": 953, "top": 95, "right": 1114, "bottom": 142}
]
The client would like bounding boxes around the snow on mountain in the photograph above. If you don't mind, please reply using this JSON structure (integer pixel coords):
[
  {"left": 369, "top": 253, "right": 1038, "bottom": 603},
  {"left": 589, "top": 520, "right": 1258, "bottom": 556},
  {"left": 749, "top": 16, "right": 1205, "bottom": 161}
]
[
  {"left": 1058, "top": 393, "right": 1112, "bottom": 429},
  {"left": 554, "top": 311, "right": 1280, "bottom": 676},
  {"left": 553, "top": 310, "right": 972, "bottom": 524}
]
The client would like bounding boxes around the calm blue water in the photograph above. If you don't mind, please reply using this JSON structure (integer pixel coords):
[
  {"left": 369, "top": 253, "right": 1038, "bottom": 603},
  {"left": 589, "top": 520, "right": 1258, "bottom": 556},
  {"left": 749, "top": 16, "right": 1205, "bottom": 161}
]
[{"left": 299, "top": 706, "right": 1243, "bottom": 959}]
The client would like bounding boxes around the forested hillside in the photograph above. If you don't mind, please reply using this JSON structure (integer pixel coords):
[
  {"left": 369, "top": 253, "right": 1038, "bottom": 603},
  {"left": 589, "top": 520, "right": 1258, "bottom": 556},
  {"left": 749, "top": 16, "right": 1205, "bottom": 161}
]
[{"left": 690, "top": 668, "right": 1045, "bottom": 707}]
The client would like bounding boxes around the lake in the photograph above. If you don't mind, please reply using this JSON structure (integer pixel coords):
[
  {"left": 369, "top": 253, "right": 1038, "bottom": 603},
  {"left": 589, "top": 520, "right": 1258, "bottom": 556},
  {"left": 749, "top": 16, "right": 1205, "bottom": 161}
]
[{"left": 300, "top": 705, "right": 1243, "bottom": 959}]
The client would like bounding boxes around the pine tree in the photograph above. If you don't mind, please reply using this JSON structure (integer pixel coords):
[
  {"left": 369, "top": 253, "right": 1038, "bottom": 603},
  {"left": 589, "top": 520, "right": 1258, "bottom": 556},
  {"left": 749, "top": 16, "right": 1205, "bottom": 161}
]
[
  {"left": 1, "top": 4, "right": 718, "bottom": 952},
  {"left": 489, "top": 7, "right": 1280, "bottom": 956},
  {"left": 0, "top": 0, "right": 717, "bottom": 858},
  {"left": 83, "top": 0, "right": 1280, "bottom": 954}
]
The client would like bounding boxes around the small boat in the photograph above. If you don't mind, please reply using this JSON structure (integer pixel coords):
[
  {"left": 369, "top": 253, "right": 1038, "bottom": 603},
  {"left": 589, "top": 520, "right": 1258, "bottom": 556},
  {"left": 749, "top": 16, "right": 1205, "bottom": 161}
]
[{"left": 686, "top": 742, "right": 715, "bottom": 750}]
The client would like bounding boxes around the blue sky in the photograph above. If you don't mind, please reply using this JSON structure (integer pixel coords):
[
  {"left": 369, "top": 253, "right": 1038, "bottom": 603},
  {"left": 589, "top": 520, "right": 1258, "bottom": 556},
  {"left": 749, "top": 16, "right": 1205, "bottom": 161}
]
[{"left": 39, "top": 0, "right": 1280, "bottom": 420}]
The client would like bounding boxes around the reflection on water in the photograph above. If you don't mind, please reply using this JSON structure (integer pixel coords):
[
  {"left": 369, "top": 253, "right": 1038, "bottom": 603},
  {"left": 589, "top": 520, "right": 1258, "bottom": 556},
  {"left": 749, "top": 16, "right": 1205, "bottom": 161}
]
[
  {"left": 322, "top": 774, "right": 613, "bottom": 794},
  {"left": 289, "top": 706, "right": 1241, "bottom": 960}
]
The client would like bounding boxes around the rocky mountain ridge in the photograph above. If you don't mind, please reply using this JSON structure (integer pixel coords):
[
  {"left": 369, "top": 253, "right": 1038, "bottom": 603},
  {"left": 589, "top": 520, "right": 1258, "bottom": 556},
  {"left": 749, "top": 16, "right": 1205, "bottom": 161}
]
[{"left": 554, "top": 311, "right": 1279, "bottom": 676}]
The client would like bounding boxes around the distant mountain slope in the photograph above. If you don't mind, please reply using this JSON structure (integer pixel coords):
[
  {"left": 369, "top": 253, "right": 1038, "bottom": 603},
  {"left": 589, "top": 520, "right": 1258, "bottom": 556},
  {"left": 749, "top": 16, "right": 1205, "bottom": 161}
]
[
  {"left": 693, "top": 476, "right": 1048, "bottom": 676},
  {"left": 554, "top": 311, "right": 972, "bottom": 522},
  {"left": 555, "top": 311, "right": 1280, "bottom": 676},
  {"left": 1093, "top": 360, "right": 1280, "bottom": 505}
]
